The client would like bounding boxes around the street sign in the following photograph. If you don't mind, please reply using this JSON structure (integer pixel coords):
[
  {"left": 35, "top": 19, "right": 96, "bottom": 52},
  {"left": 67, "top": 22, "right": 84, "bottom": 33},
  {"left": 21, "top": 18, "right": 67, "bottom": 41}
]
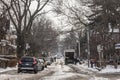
[
  {"left": 26, "top": 43, "right": 30, "bottom": 50},
  {"left": 97, "top": 45, "right": 103, "bottom": 53},
  {"left": 115, "top": 43, "right": 120, "bottom": 49}
]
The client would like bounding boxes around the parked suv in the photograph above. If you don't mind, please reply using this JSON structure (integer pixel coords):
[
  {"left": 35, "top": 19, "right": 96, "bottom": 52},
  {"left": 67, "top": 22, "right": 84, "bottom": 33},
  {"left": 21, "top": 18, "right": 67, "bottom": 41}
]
[{"left": 18, "top": 56, "right": 42, "bottom": 73}]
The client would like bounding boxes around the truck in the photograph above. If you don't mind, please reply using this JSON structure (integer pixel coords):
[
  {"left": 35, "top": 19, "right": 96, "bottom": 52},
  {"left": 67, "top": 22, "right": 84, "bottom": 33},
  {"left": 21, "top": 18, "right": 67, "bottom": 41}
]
[{"left": 64, "top": 49, "right": 76, "bottom": 65}]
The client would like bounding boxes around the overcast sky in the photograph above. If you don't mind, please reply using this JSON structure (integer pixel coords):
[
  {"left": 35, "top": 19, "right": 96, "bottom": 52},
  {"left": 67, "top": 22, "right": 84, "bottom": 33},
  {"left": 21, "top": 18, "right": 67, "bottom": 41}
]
[{"left": 30, "top": 0, "right": 91, "bottom": 39}]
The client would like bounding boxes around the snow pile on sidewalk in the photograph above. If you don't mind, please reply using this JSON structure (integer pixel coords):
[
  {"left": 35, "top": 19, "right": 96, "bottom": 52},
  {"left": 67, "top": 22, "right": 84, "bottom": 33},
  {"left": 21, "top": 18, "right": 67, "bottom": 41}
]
[
  {"left": 0, "top": 67, "right": 17, "bottom": 73},
  {"left": 89, "top": 76, "right": 109, "bottom": 80},
  {"left": 77, "top": 60, "right": 120, "bottom": 74},
  {"left": 99, "top": 65, "right": 120, "bottom": 73}
]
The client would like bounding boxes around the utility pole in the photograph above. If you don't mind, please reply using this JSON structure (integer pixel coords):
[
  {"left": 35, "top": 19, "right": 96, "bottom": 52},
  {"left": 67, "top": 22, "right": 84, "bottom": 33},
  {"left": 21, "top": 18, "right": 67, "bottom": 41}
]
[
  {"left": 87, "top": 26, "right": 90, "bottom": 67},
  {"left": 97, "top": 44, "right": 103, "bottom": 68},
  {"left": 78, "top": 32, "right": 81, "bottom": 58},
  {"left": 78, "top": 40, "right": 80, "bottom": 58},
  {"left": 77, "top": 40, "right": 81, "bottom": 58}
]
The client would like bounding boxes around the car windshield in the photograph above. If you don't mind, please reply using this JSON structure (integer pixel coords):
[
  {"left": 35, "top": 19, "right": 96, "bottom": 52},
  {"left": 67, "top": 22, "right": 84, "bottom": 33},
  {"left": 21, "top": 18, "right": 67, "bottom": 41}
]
[{"left": 21, "top": 57, "right": 34, "bottom": 62}]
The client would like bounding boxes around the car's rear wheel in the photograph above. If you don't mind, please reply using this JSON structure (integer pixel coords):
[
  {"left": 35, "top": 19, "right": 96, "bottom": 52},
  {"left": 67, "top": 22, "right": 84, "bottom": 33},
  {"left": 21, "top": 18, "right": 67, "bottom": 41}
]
[
  {"left": 42, "top": 66, "right": 44, "bottom": 70},
  {"left": 45, "top": 65, "right": 47, "bottom": 68},
  {"left": 34, "top": 67, "right": 38, "bottom": 74},
  {"left": 17, "top": 69, "right": 21, "bottom": 73},
  {"left": 34, "top": 69, "right": 38, "bottom": 73}
]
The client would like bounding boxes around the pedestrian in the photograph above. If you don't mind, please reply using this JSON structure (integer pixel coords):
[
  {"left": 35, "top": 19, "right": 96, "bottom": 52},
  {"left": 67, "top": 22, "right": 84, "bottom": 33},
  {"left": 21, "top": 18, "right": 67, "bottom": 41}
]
[
  {"left": 74, "top": 58, "right": 77, "bottom": 65},
  {"left": 90, "top": 59, "right": 94, "bottom": 68},
  {"left": 54, "top": 57, "right": 56, "bottom": 62}
]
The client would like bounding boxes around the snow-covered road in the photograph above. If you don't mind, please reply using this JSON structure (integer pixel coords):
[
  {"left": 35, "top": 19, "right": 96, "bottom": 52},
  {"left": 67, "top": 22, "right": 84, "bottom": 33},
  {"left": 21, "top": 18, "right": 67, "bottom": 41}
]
[
  {"left": 0, "top": 63, "right": 90, "bottom": 80},
  {"left": 40, "top": 64, "right": 88, "bottom": 80},
  {"left": 1, "top": 60, "right": 120, "bottom": 80}
]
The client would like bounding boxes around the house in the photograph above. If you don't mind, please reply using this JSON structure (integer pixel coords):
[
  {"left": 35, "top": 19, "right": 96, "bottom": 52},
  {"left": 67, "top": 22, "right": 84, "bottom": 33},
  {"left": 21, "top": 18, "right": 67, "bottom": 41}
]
[
  {"left": 0, "top": 17, "right": 17, "bottom": 68},
  {"left": 89, "top": 25, "right": 120, "bottom": 66}
]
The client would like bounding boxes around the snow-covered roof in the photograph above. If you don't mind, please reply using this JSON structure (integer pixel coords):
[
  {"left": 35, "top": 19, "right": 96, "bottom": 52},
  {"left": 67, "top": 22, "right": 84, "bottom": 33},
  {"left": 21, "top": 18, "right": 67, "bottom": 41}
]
[
  {"left": 64, "top": 49, "right": 75, "bottom": 52},
  {"left": 9, "top": 35, "right": 17, "bottom": 39},
  {"left": 0, "top": 55, "right": 17, "bottom": 58},
  {"left": 0, "top": 58, "right": 9, "bottom": 61},
  {"left": 108, "top": 23, "right": 119, "bottom": 33},
  {"left": 109, "top": 28, "right": 119, "bottom": 33},
  {"left": 10, "top": 25, "right": 16, "bottom": 31},
  {"left": 8, "top": 44, "right": 17, "bottom": 49}
]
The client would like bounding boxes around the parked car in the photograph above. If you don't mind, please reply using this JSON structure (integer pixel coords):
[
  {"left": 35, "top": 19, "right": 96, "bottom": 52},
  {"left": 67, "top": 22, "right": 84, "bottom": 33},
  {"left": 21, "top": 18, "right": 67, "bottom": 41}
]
[
  {"left": 40, "top": 58, "right": 48, "bottom": 67},
  {"left": 45, "top": 57, "right": 53, "bottom": 65},
  {"left": 38, "top": 58, "right": 47, "bottom": 69},
  {"left": 18, "top": 56, "right": 43, "bottom": 73}
]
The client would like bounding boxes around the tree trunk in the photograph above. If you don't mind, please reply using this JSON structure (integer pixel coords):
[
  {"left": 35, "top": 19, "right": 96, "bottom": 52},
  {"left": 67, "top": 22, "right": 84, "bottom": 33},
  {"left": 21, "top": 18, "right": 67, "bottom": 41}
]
[{"left": 16, "top": 33, "right": 25, "bottom": 59}]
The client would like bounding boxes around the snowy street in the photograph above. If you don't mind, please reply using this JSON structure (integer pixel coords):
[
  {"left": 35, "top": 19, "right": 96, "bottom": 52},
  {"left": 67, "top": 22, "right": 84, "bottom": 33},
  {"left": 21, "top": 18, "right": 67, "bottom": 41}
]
[
  {"left": 1, "top": 59, "right": 120, "bottom": 80},
  {"left": 0, "top": 0, "right": 120, "bottom": 80}
]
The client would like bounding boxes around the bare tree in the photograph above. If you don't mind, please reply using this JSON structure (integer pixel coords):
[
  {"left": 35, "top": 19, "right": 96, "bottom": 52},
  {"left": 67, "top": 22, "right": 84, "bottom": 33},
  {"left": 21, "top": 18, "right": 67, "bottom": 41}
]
[
  {"left": 27, "top": 15, "right": 59, "bottom": 57},
  {"left": 0, "top": 0, "right": 50, "bottom": 58},
  {"left": 62, "top": 28, "right": 77, "bottom": 49},
  {"left": 52, "top": 0, "right": 91, "bottom": 58},
  {"left": 0, "top": 6, "right": 10, "bottom": 41}
]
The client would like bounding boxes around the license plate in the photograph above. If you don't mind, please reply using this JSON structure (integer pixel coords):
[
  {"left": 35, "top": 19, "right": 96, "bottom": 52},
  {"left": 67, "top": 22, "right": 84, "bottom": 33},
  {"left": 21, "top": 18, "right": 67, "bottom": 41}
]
[{"left": 25, "top": 63, "right": 29, "bottom": 65}]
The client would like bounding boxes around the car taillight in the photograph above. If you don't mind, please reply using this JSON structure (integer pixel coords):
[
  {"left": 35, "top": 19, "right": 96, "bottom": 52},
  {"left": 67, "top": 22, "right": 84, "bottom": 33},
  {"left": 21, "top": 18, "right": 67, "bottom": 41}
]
[
  {"left": 33, "top": 61, "right": 37, "bottom": 64},
  {"left": 19, "top": 60, "right": 22, "bottom": 64},
  {"left": 33, "top": 59, "right": 37, "bottom": 65}
]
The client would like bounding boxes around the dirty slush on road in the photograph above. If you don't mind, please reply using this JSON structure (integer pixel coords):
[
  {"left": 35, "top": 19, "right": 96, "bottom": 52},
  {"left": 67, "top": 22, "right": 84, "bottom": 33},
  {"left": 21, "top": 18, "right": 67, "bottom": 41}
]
[
  {"left": 39, "top": 64, "right": 90, "bottom": 80},
  {"left": 0, "top": 67, "right": 55, "bottom": 80}
]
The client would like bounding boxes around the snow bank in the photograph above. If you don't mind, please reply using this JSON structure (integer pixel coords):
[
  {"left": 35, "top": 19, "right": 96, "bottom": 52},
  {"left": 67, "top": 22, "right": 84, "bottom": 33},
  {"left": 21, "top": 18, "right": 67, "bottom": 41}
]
[
  {"left": 0, "top": 67, "right": 17, "bottom": 73},
  {"left": 99, "top": 65, "right": 120, "bottom": 73},
  {"left": 77, "top": 60, "right": 120, "bottom": 74},
  {"left": 90, "top": 76, "right": 109, "bottom": 80}
]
